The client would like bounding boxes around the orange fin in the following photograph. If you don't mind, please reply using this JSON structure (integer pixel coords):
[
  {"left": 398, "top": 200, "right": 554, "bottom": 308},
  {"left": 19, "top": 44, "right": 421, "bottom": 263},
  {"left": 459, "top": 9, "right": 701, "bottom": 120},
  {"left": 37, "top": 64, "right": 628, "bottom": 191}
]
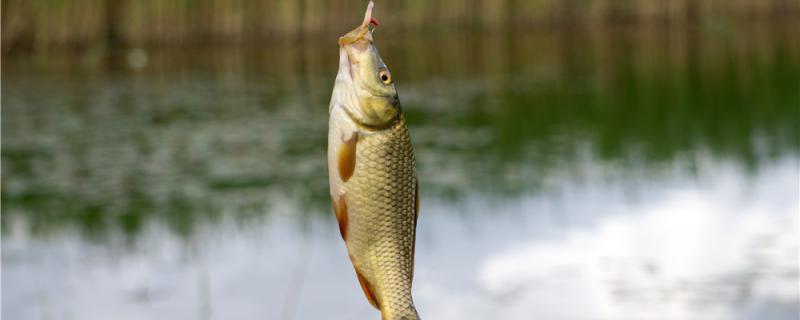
[
  {"left": 338, "top": 134, "right": 357, "bottom": 182},
  {"left": 332, "top": 196, "right": 349, "bottom": 240},
  {"left": 355, "top": 268, "right": 380, "bottom": 310}
]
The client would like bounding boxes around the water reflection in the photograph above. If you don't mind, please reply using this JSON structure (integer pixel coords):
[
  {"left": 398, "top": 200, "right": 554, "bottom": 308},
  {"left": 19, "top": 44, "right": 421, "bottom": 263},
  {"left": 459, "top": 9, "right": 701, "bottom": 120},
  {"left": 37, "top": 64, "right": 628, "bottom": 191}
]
[
  {"left": 2, "top": 28, "right": 799, "bottom": 319},
  {"left": 475, "top": 159, "right": 797, "bottom": 319}
]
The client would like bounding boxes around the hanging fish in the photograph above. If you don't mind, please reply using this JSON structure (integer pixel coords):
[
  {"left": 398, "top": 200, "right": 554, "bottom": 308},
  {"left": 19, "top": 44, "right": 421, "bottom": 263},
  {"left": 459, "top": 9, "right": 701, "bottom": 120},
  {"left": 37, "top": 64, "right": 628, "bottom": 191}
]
[{"left": 327, "top": 2, "right": 421, "bottom": 319}]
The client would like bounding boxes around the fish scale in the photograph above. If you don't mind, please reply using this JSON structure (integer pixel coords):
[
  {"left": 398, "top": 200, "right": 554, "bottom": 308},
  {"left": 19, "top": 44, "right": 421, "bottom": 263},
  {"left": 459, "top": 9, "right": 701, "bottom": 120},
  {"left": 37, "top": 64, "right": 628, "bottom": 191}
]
[
  {"left": 344, "top": 115, "right": 418, "bottom": 319},
  {"left": 327, "top": 2, "right": 421, "bottom": 318}
]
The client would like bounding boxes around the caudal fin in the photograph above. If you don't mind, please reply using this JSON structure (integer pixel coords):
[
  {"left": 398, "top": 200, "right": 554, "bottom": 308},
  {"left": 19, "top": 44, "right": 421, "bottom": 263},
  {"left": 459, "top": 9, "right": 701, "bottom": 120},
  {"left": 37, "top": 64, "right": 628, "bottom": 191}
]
[{"left": 381, "top": 304, "right": 420, "bottom": 320}]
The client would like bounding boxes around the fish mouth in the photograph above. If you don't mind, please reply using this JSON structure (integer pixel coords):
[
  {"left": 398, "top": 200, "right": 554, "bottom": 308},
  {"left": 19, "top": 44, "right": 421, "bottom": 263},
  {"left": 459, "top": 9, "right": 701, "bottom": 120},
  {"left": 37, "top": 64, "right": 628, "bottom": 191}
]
[
  {"left": 337, "top": 1, "right": 379, "bottom": 82},
  {"left": 338, "top": 1, "right": 379, "bottom": 47},
  {"left": 338, "top": 26, "right": 371, "bottom": 47}
]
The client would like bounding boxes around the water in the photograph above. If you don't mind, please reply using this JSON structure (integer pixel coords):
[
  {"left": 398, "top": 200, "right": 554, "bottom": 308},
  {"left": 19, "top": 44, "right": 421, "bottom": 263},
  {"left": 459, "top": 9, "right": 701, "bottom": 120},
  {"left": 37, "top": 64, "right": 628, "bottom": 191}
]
[{"left": 3, "top": 27, "right": 799, "bottom": 320}]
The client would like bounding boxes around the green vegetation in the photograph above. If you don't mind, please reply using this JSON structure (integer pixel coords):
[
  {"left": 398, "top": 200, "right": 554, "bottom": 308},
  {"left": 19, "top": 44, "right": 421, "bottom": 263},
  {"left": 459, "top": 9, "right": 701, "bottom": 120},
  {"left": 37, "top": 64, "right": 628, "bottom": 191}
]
[{"left": 2, "top": 27, "right": 798, "bottom": 240}]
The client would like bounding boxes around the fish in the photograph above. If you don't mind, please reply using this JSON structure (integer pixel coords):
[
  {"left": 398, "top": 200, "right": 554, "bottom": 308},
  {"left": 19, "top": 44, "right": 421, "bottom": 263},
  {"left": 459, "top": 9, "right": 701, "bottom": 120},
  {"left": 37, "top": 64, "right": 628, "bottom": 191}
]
[{"left": 327, "top": 2, "right": 421, "bottom": 320}]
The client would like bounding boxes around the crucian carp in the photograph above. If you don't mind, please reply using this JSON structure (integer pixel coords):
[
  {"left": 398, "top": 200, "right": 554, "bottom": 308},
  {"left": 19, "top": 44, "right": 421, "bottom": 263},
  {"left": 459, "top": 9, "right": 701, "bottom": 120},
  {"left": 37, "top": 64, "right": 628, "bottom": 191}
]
[{"left": 326, "top": 1, "right": 421, "bottom": 319}]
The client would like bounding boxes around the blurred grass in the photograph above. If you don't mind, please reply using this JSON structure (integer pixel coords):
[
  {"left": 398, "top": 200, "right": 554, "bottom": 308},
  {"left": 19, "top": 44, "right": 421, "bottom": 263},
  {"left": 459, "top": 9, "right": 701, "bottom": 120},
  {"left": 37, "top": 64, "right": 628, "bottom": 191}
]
[{"left": 2, "top": 0, "right": 799, "bottom": 52}]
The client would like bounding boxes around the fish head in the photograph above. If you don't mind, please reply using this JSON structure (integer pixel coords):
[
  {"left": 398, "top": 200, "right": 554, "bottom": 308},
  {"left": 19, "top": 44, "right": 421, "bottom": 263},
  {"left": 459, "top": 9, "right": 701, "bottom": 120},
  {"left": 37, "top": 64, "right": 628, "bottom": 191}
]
[{"left": 332, "top": 1, "right": 399, "bottom": 128}]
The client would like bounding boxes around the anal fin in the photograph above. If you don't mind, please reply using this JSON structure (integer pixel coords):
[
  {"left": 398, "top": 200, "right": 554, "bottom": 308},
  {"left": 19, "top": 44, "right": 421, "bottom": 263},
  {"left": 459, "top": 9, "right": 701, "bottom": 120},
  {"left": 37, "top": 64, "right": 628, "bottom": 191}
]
[{"left": 354, "top": 268, "right": 380, "bottom": 310}]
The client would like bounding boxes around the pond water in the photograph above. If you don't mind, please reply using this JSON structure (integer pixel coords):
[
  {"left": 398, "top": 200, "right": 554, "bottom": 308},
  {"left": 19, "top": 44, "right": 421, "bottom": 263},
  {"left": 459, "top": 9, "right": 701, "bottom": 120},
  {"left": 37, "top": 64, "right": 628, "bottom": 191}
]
[{"left": 3, "top": 27, "right": 799, "bottom": 320}]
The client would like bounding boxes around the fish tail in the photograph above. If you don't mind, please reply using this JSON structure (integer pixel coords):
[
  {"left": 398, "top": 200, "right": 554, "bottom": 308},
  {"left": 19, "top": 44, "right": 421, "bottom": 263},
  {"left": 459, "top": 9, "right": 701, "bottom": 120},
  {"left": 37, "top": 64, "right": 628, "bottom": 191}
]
[{"left": 381, "top": 304, "right": 420, "bottom": 320}]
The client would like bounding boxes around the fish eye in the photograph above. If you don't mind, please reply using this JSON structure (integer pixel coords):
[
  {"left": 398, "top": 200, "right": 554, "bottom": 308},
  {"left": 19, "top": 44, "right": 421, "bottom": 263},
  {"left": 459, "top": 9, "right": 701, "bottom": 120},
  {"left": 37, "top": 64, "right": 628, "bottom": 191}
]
[{"left": 378, "top": 68, "right": 392, "bottom": 84}]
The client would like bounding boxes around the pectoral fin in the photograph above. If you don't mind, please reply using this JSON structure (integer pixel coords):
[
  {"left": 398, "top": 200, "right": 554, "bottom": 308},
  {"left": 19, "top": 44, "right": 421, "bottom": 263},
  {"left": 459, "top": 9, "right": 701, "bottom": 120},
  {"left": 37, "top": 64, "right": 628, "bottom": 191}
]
[{"left": 338, "top": 134, "right": 357, "bottom": 182}]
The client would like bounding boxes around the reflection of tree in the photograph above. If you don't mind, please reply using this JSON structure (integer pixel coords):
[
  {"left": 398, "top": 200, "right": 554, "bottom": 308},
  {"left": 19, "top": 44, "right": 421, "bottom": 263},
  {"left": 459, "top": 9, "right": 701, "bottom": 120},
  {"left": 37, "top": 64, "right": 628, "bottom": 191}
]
[
  {"left": 2, "top": 30, "right": 798, "bottom": 241},
  {"left": 3, "top": 0, "right": 798, "bottom": 51},
  {"left": 103, "top": 0, "right": 125, "bottom": 48}
]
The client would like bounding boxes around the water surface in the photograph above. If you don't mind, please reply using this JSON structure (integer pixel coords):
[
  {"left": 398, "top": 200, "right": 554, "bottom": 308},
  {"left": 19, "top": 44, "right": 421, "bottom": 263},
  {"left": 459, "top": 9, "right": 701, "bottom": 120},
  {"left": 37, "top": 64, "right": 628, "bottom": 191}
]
[{"left": 3, "top": 28, "right": 799, "bottom": 319}]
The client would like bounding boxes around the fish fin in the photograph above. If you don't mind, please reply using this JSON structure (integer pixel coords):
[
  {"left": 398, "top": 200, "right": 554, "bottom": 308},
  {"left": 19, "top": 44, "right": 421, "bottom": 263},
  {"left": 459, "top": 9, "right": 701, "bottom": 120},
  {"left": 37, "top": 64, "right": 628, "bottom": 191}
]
[
  {"left": 411, "top": 179, "right": 419, "bottom": 282},
  {"left": 337, "top": 133, "right": 357, "bottom": 182},
  {"left": 355, "top": 267, "right": 380, "bottom": 310},
  {"left": 332, "top": 196, "right": 349, "bottom": 240},
  {"left": 414, "top": 180, "right": 420, "bottom": 221}
]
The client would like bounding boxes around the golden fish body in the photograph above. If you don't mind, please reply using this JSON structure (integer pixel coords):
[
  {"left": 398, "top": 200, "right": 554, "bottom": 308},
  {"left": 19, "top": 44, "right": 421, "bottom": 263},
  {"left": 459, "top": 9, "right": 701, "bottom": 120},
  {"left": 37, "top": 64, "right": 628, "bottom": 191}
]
[
  {"left": 329, "top": 113, "right": 419, "bottom": 319},
  {"left": 327, "top": 2, "right": 420, "bottom": 319}
]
